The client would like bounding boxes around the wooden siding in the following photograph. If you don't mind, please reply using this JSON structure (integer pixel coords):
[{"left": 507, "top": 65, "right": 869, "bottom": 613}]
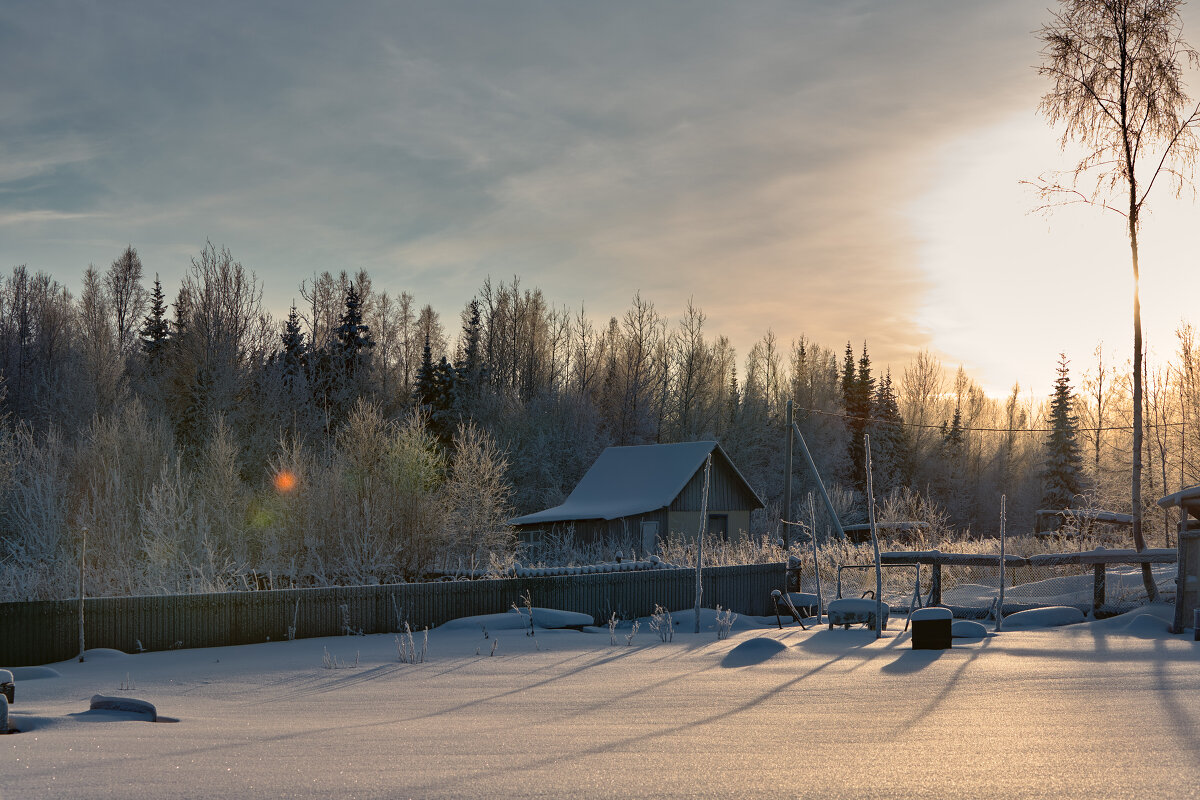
[
  {"left": 670, "top": 451, "right": 761, "bottom": 513},
  {"left": 0, "top": 564, "right": 786, "bottom": 668}
]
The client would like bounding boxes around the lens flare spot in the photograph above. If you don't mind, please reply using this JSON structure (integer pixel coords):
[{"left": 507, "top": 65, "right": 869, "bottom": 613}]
[{"left": 273, "top": 470, "right": 297, "bottom": 493}]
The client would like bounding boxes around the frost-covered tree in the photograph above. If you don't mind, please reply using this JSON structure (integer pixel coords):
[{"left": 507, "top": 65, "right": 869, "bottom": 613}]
[
  {"left": 1041, "top": 355, "right": 1086, "bottom": 512},
  {"left": 105, "top": 245, "right": 146, "bottom": 357},
  {"left": 1036, "top": 0, "right": 1200, "bottom": 592}
]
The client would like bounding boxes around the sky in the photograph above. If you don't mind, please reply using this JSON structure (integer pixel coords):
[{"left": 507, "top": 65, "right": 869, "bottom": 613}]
[{"left": 2, "top": 0, "right": 1199, "bottom": 396}]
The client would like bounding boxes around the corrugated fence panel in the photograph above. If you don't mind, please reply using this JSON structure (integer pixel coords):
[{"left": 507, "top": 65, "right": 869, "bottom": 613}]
[{"left": 0, "top": 564, "right": 788, "bottom": 667}]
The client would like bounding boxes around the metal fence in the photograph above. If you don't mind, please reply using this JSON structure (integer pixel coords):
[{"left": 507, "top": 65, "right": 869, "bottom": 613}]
[
  {"left": 802, "top": 549, "right": 1178, "bottom": 619},
  {"left": 0, "top": 563, "right": 784, "bottom": 667}
]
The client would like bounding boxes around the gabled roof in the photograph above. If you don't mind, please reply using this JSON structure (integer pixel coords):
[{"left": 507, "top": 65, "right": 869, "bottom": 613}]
[{"left": 510, "top": 441, "right": 762, "bottom": 526}]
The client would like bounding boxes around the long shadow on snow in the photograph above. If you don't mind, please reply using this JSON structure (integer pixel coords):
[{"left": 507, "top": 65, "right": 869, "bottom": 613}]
[
  {"left": 885, "top": 636, "right": 993, "bottom": 737},
  {"left": 402, "top": 648, "right": 859, "bottom": 796},
  {"left": 400, "top": 645, "right": 646, "bottom": 723}
]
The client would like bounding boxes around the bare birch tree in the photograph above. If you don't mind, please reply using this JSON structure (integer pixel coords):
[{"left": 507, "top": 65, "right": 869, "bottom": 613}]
[{"left": 1035, "top": 0, "right": 1200, "bottom": 598}]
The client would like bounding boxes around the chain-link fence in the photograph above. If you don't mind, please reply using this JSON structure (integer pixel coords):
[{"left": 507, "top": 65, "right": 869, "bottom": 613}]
[{"left": 791, "top": 549, "right": 1177, "bottom": 619}]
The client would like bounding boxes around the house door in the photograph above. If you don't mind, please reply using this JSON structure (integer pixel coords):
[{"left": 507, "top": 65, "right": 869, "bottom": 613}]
[{"left": 640, "top": 521, "right": 659, "bottom": 556}]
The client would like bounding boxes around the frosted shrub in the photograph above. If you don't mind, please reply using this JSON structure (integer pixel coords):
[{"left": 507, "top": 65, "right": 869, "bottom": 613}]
[
  {"left": 322, "top": 647, "right": 359, "bottom": 670},
  {"left": 625, "top": 620, "right": 640, "bottom": 646},
  {"left": 658, "top": 530, "right": 787, "bottom": 568},
  {"left": 513, "top": 590, "right": 535, "bottom": 637},
  {"left": 608, "top": 612, "right": 618, "bottom": 646},
  {"left": 396, "top": 622, "right": 427, "bottom": 664},
  {"left": 715, "top": 606, "right": 737, "bottom": 640},
  {"left": 649, "top": 604, "right": 674, "bottom": 642}
]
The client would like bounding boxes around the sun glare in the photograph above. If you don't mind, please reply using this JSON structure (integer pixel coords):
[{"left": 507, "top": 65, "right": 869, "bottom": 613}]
[{"left": 273, "top": 470, "right": 298, "bottom": 494}]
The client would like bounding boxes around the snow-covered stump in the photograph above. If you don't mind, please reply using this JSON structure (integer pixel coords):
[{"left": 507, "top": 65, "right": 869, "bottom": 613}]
[
  {"left": 910, "top": 607, "right": 952, "bottom": 650},
  {"left": 0, "top": 669, "right": 12, "bottom": 704}
]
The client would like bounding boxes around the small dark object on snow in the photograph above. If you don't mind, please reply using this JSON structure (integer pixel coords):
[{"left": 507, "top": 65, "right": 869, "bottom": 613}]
[
  {"left": 0, "top": 668, "right": 13, "bottom": 704},
  {"left": 910, "top": 607, "right": 953, "bottom": 650}
]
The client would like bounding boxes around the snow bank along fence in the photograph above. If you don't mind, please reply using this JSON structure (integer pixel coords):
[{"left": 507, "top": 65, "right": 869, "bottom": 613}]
[
  {"left": 0, "top": 563, "right": 783, "bottom": 667},
  {"left": 853, "top": 549, "right": 1176, "bottom": 618}
]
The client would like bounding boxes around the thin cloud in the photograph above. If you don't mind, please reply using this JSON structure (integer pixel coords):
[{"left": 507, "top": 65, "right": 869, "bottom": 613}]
[{"left": 0, "top": 0, "right": 1092, "bottom": 381}]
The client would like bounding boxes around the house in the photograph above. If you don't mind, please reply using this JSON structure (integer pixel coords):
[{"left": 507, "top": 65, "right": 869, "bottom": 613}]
[{"left": 509, "top": 441, "right": 764, "bottom": 555}]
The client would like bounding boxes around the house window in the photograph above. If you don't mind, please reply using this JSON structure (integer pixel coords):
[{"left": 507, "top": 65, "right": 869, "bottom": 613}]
[{"left": 707, "top": 514, "right": 728, "bottom": 541}]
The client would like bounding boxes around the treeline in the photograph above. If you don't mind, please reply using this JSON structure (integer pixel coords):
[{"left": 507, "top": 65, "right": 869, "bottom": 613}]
[{"left": 1, "top": 242, "right": 1198, "bottom": 599}]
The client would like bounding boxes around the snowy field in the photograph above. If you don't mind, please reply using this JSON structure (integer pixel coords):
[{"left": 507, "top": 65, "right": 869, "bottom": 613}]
[{"left": 4, "top": 604, "right": 1200, "bottom": 800}]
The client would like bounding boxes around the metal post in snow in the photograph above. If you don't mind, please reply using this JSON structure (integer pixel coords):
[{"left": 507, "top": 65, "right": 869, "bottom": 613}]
[
  {"left": 864, "top": 435, "right": 883, "bottom": 640},
  {"left": 793, "top": 423, "right": 847, "bottom": 543},
  {"left": 997, "top": 495, "right": 1006, "bottom": 632},
  {"left": 694, "top": 454, "right": 712, "bottom": 634}
]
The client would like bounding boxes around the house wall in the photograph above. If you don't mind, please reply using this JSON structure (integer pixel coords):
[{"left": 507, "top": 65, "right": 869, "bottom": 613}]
[
  {"left": 669, "top": 453, "right": 761, "bottom": 513},
  {"left": 667, "top": 510, "right": 752, "bottom": 541}
]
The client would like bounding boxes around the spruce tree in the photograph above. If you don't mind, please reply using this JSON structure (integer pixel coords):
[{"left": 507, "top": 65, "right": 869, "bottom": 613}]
[
  {"left": 1041, "top": 354, "right": 1085, "bottom": 512},
  {"left": 139, "top": 275, "right": 170, "bottom": 362},
  {"left": 334, "top": 282, "right": 374, "bottom": 381},
  {"left": 870, "top": 370, "right": 908, "bottom": 495},
  {"left": 842, "top": 341, "right": 874, "bottom": 490}
]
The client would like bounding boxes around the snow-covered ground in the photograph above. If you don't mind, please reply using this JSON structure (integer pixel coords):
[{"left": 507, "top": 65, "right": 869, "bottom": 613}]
[{"left": 4, "top": 604, "right": 1199, "bottom": 799}]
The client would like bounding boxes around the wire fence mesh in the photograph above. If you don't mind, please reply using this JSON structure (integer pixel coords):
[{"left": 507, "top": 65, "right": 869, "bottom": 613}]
[{"left": 792, "top": 545, "right": 1177, "bottom": 620}]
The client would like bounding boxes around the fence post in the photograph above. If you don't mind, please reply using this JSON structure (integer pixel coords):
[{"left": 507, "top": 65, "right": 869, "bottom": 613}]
[
  {"left": 1093, "top": 564, "right": 1105, "bottom": 615},
  {"left": 930, "top": 562, "right": 942, "bottom": 607}
]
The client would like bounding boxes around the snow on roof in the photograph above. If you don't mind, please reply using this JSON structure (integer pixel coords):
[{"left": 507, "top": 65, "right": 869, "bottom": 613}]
[{"left": 510, "top": 441, "right": 759, "bottom": 526}]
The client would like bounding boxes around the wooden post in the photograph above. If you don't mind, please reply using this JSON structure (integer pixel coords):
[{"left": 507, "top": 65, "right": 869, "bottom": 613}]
[
  {"left": 807, "top": 493, "right": 823, "bottom": 626},
  {"left": 1093, "top": 564, "right": 1106, "bottom": 615},
  {"left": 997, "top": 496, "right": 1006, "bottom": 631},
  {"left": 930, "top": 563, "right": 942, "bottom": 607},
  {"left": 783, "top": 400, "right": 794, "bottom": 549},
  {"left": 78, "top": 525, "right": 87, "bottom": 663},
  {"left": 864, "top": 434, "right": 883, "bottom": 639},
  {"left": 694, "top": 454, "right": 711, "bottom": 634}
]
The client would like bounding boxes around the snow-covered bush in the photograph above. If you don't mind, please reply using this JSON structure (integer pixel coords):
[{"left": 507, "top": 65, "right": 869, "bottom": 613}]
[
  {"left": 715, "top": 606, "right": 737, "bottom": 640},
  {"left": 649, "top": 604, "right": 674, "bottom": 642}
]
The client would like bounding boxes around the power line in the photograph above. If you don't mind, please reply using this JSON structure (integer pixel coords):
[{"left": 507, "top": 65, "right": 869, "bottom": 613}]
[{"left": 788, "top": 403, "right": 1189, "bottom": 434}]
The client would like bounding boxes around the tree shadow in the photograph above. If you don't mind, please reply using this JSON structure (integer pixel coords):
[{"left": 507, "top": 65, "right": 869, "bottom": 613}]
[{"left": 880, "top": 649, "right": 946, "bottom": 674}]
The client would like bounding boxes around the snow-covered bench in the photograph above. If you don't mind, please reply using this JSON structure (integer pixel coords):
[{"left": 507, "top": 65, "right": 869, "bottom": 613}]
[{"left": 827, "top": 597, "right": 889, "bottom": 630}]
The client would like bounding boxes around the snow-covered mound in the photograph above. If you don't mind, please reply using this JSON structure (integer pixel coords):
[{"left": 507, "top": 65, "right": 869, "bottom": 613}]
[
  {"left": 951, "top": 620, "right": 989, "bottom": 638},
  {"left": 8, "top": 666, "right": 61, "bottom": 681},
  {"left": 437, "top": 608, "right": 593, "bottom": 632},
  {"left": 1084, "top": 603, "right": 1174, "bottom": 638},
  {"left": 1001, "top": 606, "right": 1086, "bottom": 630},
  {"left": 88, "top": 694, "right": 158, "bottom": 721},
  {"left": 721, "top": 637, "right": 788, "bottom": 667},
  {"left": 79, "top": 648, "right": 131, "bottom": 660}
]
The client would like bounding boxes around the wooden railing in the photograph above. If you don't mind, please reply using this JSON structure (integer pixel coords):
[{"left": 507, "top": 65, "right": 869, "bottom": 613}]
[{"left": 881, "top": 548, "right": 1176, "bottom": 612}]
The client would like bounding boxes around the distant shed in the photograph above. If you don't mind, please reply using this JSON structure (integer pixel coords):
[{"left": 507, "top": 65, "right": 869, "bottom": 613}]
[{"left": 509, "top": 441, "right": 764, "bottom": 555}]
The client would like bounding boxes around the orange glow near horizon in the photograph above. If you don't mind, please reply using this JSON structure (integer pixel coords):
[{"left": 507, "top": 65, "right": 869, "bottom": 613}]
[{"left": 273, "top": 470, "right": 298, "bottom": 494}]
